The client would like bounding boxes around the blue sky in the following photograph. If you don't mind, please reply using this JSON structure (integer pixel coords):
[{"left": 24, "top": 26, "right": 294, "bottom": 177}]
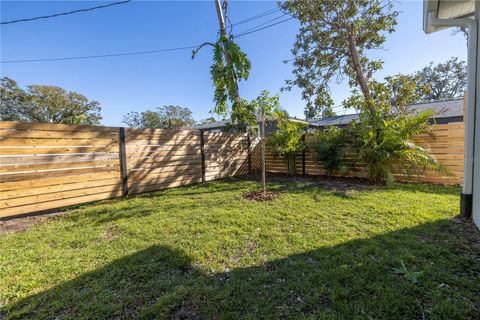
[{"left": 1, "top": 0, "right": 468, "bottom": 126}]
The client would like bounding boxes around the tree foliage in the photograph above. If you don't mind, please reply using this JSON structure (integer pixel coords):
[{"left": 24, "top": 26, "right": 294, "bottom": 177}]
[
  {"left": 268, "top": 116, "right": 307, "bottom": 175},
  {"left": 251, "top": 90, "right": 281, "bottom": 192},
  {"left": 123, "top": 105, "right": 195, "bottom": 129},
  {"left": 281, "top": 0, "right": 398, "bottom": 116},
  {"left": 0, "top": 77, "right": 25, "bottom": 122},
  {"left": 194, "top": 36, "right": 253, "bottom": 131},
  {"left": 0, "top": 77, "right": 102, "bottom": 125},
  {"left": 304, "top": 96, "right": 336, "bottom": 119},
  {"left": 250, "top": 90, "right": 281, "bottom": 124},
  {"left": 197, "top": 116, "right": 219, "bottom": 126},
  {"left": 413, "top": 57, "right": 466, "bottom": 102}
]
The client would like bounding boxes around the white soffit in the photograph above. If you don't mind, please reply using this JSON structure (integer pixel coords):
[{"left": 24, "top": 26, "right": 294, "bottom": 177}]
[
  {"left": 438, "top": 0, "right": 475, "bottom": 19},
  {"left": 424, "top": 0, "right": 475, "bottom": 33}
]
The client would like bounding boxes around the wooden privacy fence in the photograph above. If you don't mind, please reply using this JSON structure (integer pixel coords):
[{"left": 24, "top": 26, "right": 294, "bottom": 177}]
[
  {"left": 0, "top": 120, "right": 464, "bottom": 218},
  {"left": 0, "top": 121, "right": 252, "bottom": 218},
  {"left": 266, "top": 122, "right": 465, "bottom": 185}
]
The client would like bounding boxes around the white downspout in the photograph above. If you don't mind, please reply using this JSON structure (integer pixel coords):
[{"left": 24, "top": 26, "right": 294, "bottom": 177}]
[{"left": 428, "top": 11, "right": 477, "bottom": 218}]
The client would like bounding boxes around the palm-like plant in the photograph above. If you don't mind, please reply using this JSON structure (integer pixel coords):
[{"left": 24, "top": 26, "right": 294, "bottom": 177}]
[
  {"left": 313, "top": 126, "right": 350, "bottom": 176},
  {"left": 347, "top": 76, "right": 449, "bottom": 184}
]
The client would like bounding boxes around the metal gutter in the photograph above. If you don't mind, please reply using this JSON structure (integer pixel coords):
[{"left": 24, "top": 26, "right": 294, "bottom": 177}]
[{"left": 426, "top": 10, "right": 476, "bottom": 217}]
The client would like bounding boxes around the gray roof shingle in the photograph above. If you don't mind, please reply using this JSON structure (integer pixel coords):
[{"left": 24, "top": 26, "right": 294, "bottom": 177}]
[
  {"left": 309, "top": 98, "right": 464, "bottom": 127},
  {"left": 195, "top": 120, "right": 230, "bottom": 130}
]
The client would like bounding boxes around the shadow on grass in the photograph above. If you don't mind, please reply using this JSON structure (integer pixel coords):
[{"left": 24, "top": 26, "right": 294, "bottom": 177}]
[{"left": 3, "top": 219, "right": 479, "bottom": 320}]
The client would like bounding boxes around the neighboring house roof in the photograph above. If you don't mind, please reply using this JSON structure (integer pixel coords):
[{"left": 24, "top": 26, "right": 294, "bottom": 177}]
[
  {"left": 408, "top": 98, "right": 464, "bottom": 118},
  {"left": 195, "top": 98, "right": 464, "bottom": 130},
  {"left": 309, "top": 98, "right": 464, "bottom": 127},
  {"left": 309, "top": 114, "right": 359, "bottom": 127},
  {"left": 195, "top": 120, "right": 230, "bottom": 130},
  {"left": 194, "top": 116, "right": 309, "bottom": 130}
]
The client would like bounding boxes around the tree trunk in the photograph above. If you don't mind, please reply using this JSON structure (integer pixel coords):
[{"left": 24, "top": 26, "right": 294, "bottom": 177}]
[
  {"left": 347, "top": 25, "right": 372, "bottom": 105},
  {"left": 261, "top": 111, "right": 266, "bottom": 193},
  {"left": 214, "top": 0, "right": 240, "bottom": 101},
  {"left": 287, "top": 155, "right": 296, "bottom": 176}
]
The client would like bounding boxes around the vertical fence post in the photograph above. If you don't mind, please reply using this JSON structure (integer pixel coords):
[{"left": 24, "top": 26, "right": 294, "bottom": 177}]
[
  {"left": 200, "top": 130, "right": 206, "bottom": 182},
  {"left": 247, "top": 132, "right": 252, "bottom": 174},
  {"left": 118, "top": 127, "right": 129, "bottom": 196},
  {"left": 302, "top": 134, "right": 306, "bottom": 176}
]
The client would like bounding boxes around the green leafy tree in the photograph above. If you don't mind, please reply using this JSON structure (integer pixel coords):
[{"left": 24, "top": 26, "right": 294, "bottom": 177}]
[
  {"left": 251, "top": 90, "right": 281, "bottom": 192},
  {"left": 123, "top": 105, "right": 195, "bottom": 129},
  {"left": 313, "top": 126, "right": 349, "bottom": 175},
  {"left": 268, "top": 115, "right": 307, "bottom": 175},
  {"left": 197, "top": 116, "right": 219, "bottom": 126},
  {"left": 345, "top": 75, "right": 448, "bottom": 184},
  {"left": 281, "top": 0, "right": 398, "bottom": 115},
  {"left": 0, "top": 77, "right": 102, "bottom": 125},
  {"left": 251, "top": 90, "right": 281, "bottom": 124},
  {"left": 123, "top": 110, "right": 162, "bottom": 128},
  {"left": 158, "top": 105, "right": 195, "bottom": 129},
  {"left": 25, "top": 85, "right": 101, "bottom": 125},
  {"left": 0, "top": 77, "right": 26, "bottom": 121},
  {"left": 304, "top": 96, "right": 337, "bottom": 119},
  {"left": 413, "top": 57, "right": 466, "bottom": 102}
]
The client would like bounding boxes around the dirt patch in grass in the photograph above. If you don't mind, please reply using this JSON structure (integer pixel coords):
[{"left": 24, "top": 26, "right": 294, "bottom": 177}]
[
  {"left": 256, "top": 173, "right": 378, "bottom": 198},
  {"left": 171, "top": 303, "right": 200, "bottom": 320},
  {"left": 265, "top": 173, "right": 378, "bottom": 189},
  {"left": 0, "top": 212, "right": 65, "bottom": 234},
  {"left": 451, "top": 216, "right": 480, "bottom": 249},
  {"left": 243, "top": 190, "right": 281, "bottom": 201}
]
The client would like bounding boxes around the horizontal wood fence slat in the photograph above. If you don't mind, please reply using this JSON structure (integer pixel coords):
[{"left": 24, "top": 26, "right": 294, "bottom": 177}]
[
  {"left": 0, "top": 122, "right": 253, "bottom": 218},
  {"left": 0, "top": 121, "right": 119, "bottom": 132}
]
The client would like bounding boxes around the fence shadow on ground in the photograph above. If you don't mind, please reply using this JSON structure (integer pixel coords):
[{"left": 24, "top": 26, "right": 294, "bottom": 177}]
[{"left": 3, "top": 218, "right": 479, "bottom": 319}]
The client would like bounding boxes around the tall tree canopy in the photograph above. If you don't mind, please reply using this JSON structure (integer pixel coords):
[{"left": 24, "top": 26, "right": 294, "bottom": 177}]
[
  {"left": 413, "top": 57, "right": 466, "bottom": 102},
  {"left": 0, "top": 77, "right": 25, "bottom": 122},
  {"left": 197, "top": 116, "right": 219, "bottom": 126},
  {"left": 281, "top": 0, "right": 398, "bottom": 117},
  {"left": 0, "top": 77, "right": 102, "bottom": 125},
  {"left": 123, "top": 105, "right": 195, "bottom": 129}
]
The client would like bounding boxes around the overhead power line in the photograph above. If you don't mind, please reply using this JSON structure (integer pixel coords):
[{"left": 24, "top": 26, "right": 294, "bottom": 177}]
[
  {"left": 1, "top": 0, "right": 130, "bottom": 25},
  {"left": 235, "top": 17, "right": 294, "bottom": 38},
  {"left": 230, "top": 7, "right": 282, "bottom": 27},
  {"left": 1, "top": 11, "right": 295, "bottom": 64},
  {"left": 0, "top": 46, "right": 199, "bottom": 63},
  {"left": 236, "top": 14, "right": 288, "bottom": 35}
]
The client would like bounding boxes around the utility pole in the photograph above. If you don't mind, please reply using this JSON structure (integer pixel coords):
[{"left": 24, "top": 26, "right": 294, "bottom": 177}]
[
  {"left": 214, "top": 0, "right": 239, "bottom": 100},
  {"left": 214, "top": 0, "right": 227, "bottom": 37},
  {"left": 214, "top": 0, "right": 266, "bottom": 193}
]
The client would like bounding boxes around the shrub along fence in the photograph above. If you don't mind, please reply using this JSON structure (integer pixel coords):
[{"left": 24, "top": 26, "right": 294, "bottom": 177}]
[
  {"left": 0, "top": 121, "right": 253, "bottom": 218},
  {"left": 266, "top": 121, "right": 465, "bottom": 185}
]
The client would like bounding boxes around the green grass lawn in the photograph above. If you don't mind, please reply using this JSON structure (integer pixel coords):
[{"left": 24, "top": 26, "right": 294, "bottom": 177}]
[{"left": 1, "top": 177, "right": 479, "bottom": 319}]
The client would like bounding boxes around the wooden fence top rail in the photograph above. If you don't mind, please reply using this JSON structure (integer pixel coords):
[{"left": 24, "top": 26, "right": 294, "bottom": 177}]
[
  {"left": 0, "top": 121, "right": 119, "bottom": 132},
  {"left": 125, "top": 128, "right": 200, "bottom": 135}
]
